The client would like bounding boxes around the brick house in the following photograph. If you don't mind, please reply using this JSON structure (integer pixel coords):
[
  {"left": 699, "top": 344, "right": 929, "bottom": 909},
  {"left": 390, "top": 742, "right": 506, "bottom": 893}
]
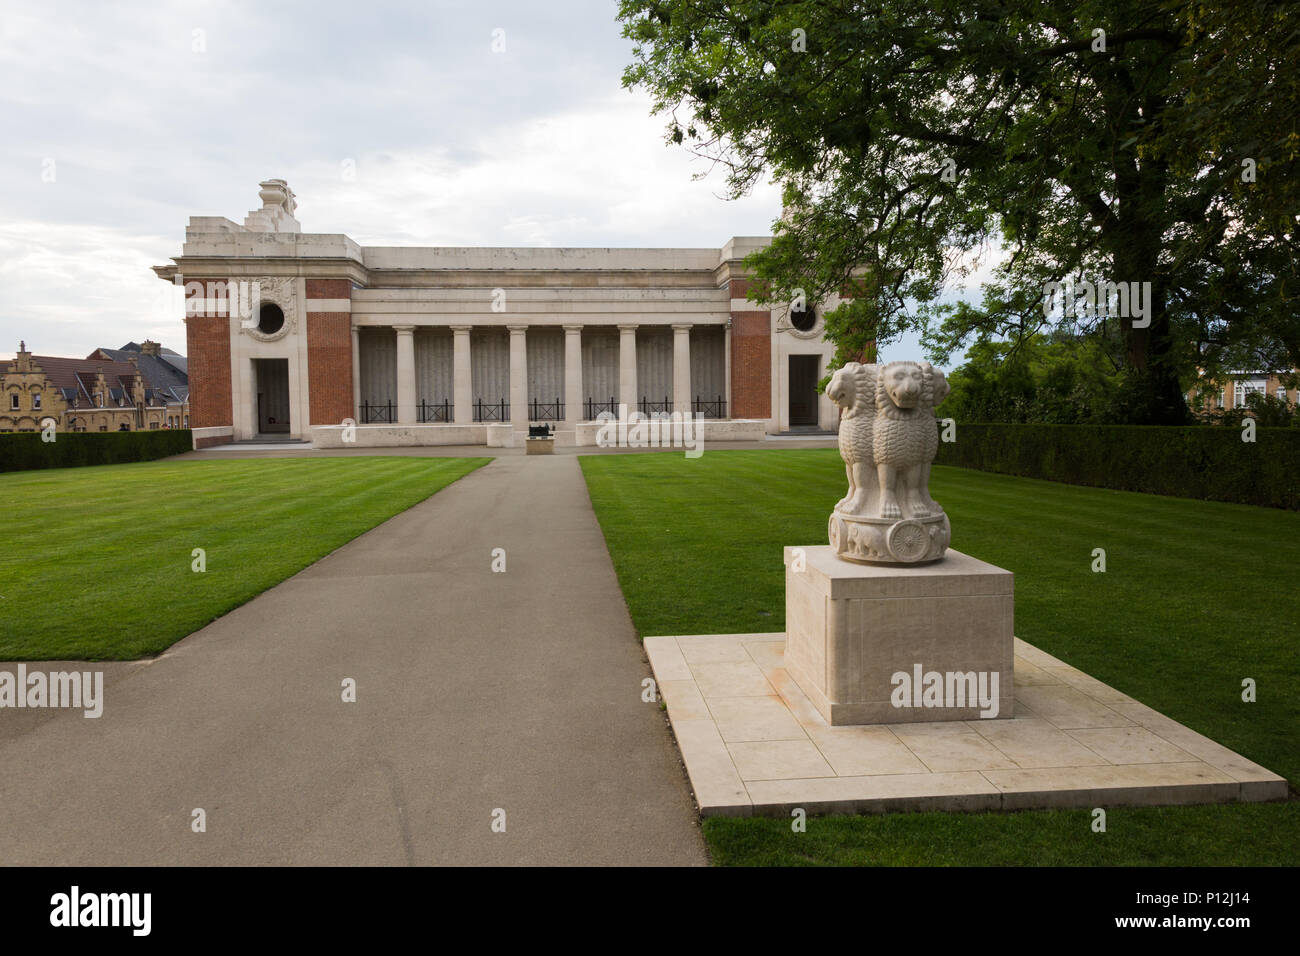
[
  {"left": 0, "top": 340, "right": 189, "bottom": 433},
  {"left": 1186, "top": 370, "right": 1299, "bottom": 416}
]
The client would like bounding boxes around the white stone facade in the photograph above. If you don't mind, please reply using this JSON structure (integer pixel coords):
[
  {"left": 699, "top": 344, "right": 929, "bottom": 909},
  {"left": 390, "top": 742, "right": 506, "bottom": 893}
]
[{"left": 154, "top": 181, "right": 840, "bottom": 447}]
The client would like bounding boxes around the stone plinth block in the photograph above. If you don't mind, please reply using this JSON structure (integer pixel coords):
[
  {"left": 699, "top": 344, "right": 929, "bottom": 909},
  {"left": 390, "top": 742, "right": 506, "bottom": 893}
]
[
  {"left": 783, "top": 546, "right": 1014, "bottom": 725},
  {"left": 526, "top": 437, "right": 555, "bottom": 455}
]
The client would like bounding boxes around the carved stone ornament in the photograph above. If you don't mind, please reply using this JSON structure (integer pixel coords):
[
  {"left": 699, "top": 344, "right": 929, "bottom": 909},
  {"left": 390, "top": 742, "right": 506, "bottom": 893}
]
[
  {"left": 240, "top": 276, "right": 297, "bottom": 343},
  {"left": 826, "top": 360, "right": 951, "bottom": 564},
  {"left": 774, "top": 303, "right": 823, "bottom": 339}
]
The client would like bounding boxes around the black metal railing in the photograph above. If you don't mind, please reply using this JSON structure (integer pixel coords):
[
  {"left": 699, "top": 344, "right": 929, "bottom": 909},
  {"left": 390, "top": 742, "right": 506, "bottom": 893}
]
[
  {"left": 693, "top": 395, "right": 727, "bottom": 419},
  {"left": 584, "top": 396, "right": 618, "bottom": 420},
  {"left": 418, "top": 399, "right": 451, "bottom": 423},
  {"left": 529, "top": 397, "right": 563, "bottom": 421},
  {"left": 473, "top": 398, "right": 510, "bottom": 422},
  {"left": 639, "top": 394, "right": 670, "bottom": 415},
  {"left": 360, "top": 400, "right": 394, "bottom": 423}
]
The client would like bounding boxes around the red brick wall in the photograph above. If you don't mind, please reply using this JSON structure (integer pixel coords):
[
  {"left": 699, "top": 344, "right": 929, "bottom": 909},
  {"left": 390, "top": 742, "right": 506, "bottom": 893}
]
[
  {"left": 730, "top": 310, "right": 771, "bottom": 419},
  {"left": 729, "top": 277, "right": 772, "bottom": 301},
  {"left": 305, "top": 279, "right": 353, "bottom": 425},
  {"left": 184, "top": 282, "right": 232, "bottom": 429}
]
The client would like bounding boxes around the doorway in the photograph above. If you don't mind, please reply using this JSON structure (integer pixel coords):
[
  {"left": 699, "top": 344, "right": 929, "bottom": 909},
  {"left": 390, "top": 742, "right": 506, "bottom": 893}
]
[
  {"left": 253, "top": 358, "right": 290, "bottom": 434},
  {"left": 788, "top": 354, "right": 820, "bottom": 427}
]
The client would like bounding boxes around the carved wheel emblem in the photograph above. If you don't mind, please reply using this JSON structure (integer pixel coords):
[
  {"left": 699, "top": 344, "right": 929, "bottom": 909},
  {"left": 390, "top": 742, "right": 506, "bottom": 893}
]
[
  {"left": 887, "top": 520, "right": 929, "bottom": 562},
  {"left": 828, "top": 515, "right": 844, "bottom": 551}
]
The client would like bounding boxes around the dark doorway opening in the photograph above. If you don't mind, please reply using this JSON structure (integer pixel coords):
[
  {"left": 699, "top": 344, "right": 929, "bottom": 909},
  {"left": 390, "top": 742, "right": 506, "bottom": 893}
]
[
  {"left": 788, "top": 355, "right": 820, "bottom": 427},
  {"left": 253, "top": 358, "right": 290, "bottom": 435}
]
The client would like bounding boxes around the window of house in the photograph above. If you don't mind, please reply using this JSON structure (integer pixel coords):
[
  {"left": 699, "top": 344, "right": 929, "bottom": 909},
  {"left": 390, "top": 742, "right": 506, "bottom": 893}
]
[
  {"left": 32, "top": 392, "right": 40, "bottom": 409},
  {"left": 95, "top": 392, "right": 103, "bottom": 407},
  {"left": 1216, "top": 390, "right": 1225, "bottom": 409},
  {"left": 8, "top": 393, "right": 17, "bottom": 410},
  {"left": 149, "top": 421, "right": 159, "bottom": 429},
  {"left": 183, "top": 415, "right": 189, "bottom": 427},
  {"left": 98, "top": 425, "right": 107, "bottom": 432},
  {"left": 1277, "top": 386, "right": 1288, "bottom": 401},
  {"left": 1234, "top": 378, "right": 1266, "bottom": 406}
]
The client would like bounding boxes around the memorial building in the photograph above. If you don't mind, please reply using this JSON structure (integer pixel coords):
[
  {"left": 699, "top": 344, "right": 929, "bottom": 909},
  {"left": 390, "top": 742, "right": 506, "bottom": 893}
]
[{"left": 153, "top": 180, "right": 841, "bottom": 449}]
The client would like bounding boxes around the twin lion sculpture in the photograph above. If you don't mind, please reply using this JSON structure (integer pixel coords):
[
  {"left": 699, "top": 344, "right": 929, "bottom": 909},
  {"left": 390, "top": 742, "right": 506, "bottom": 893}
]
[{"left": 826, "top": 360, "right": 951, "bottom": 564}]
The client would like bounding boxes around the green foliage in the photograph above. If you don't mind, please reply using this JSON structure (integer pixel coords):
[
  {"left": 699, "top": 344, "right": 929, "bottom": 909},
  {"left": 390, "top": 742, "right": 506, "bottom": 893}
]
[
  {"left": 1157, "top": 1, "right": 1300, "bottom": 380},
  {"left": 940, "top": 333, "right": 1124, "bottom": 423},
  {"left": 1199, "top": 390, "right": 1300, "bottom": 429},
  {"left": 935, "top": 424, "right": 1300, "bottom": 508},
  {"left": 0, "top": 430, "right": 192, "bottom": 472},
  {"left": 705, "top": 803, "right": 1300, "bottom": 866},
  {"left": 618, "top": 0, "right": 1300, "bottom": 425}
]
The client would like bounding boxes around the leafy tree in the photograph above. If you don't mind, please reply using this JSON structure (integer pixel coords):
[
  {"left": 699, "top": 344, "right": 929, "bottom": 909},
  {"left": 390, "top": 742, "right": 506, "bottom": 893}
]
[
  {"left": 619, "top": 0, "right": 1300, "bottom": 424},
  {"left": 940, "top": 331, "right": 1126, "bottom": 423},
  {"left": 1159, "top": 1, "right": 1300, "bottom": 385}
]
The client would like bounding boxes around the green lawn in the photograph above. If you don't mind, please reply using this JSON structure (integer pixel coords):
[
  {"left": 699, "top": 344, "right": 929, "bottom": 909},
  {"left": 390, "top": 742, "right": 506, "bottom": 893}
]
[
  {"left": 1, "top": 456, "right": 488, "bottom": 660},
  {"left": 580, "top": 449, "right": 1299, "bottom": 866},
  {"left": 704, "top": 802, "right": 1299, "bottom": 866}
]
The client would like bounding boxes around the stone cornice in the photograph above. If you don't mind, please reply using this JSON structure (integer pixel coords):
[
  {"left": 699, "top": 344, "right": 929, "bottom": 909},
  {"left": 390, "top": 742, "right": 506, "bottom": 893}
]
[{"left": 158, "top": 257, "right": 370, "bottom": 286}]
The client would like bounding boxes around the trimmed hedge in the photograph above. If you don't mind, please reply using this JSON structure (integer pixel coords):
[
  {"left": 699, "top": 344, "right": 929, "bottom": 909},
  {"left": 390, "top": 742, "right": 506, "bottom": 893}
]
[
  {"left": 0, "top": 430, "right": 192, "bottom": 473},
  {"left": 935, "top": 424, "right": 1300, "bottom": 510}
]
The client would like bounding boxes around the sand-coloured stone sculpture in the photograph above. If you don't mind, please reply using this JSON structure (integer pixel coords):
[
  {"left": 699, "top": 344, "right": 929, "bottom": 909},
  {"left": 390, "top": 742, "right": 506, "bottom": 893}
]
[
  {"left": 825, "top": 360, "right": 950, "bottom": 564},
  {"left": 785, "top": 359, "right": 1013, "bottom": 725}
]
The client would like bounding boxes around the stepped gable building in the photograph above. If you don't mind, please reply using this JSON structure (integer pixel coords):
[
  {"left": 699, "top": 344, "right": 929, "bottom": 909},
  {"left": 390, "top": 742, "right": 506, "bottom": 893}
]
[
  {"left": 152, "top": 179, "right": 840, "bottom": 449},
  {"left": 0, "top": 340, "right": 188, "bottom": 433},
  {"left": 88, "top": 340, "right": 191, "bottom": 429}
]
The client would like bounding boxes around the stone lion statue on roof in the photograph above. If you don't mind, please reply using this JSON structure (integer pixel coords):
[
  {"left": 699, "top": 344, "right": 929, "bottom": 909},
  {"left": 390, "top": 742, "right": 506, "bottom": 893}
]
[{"left": 826, "top": 360, "right": 951, "bottom": 564}]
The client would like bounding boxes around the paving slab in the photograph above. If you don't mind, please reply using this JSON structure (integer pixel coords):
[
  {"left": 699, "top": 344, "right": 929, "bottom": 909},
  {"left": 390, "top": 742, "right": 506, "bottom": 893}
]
[
  {"left": 645, "top": 633, "right": 1288, "bottom": 816},
  {"left": 0, "top": 457, "right": 706, "bottom": 865}
]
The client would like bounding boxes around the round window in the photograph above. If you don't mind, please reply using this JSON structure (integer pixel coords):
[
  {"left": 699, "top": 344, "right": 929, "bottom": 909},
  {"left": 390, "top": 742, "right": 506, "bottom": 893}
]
[
  {"left": 790, "top": 304, "right": 816, "bottom": 332},
  {"left": 258, "top": 303, "right": 285, "bottom": 335}
]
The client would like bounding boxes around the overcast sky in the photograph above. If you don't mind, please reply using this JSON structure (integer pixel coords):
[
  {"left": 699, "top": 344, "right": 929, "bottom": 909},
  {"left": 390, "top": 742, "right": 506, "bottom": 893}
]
[{"left": 1, "top": 0, "right": 943, "bottom": 363}]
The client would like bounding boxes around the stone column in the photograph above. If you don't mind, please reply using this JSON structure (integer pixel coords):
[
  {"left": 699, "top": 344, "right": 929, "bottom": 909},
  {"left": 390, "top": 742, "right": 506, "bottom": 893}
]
[
  {"left": 619, "top": 324, "right": 638, "bottom": 415},
  {"left": 724, "top": 321, "right": 733, "bottom": 419},
  {"left": 394, "top": 325, "right": 416, "bottom": 424},
  {"left": 451, "top": 325, "right": 472, "bottom": 425},
  {"left": 563, "top": 324, "right": 582, "bottom": 424},
  {"left": 672, "top": 323, "right": 692, "bottom": 414},
  {"left": 508, "top": 325, "right": 528, "bottom": 427},
  {"left": 351, "top": 326, "right": 361, "bottom": 421}
]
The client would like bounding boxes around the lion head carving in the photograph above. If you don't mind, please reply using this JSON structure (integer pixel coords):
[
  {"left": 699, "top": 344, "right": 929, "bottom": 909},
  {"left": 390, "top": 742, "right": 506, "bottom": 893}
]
[
  {"left": 826, "top": 362, "right": 875, "bottom": 418},
  {"left": 876, "top": 361, "right": 949, "bottom": 418}
]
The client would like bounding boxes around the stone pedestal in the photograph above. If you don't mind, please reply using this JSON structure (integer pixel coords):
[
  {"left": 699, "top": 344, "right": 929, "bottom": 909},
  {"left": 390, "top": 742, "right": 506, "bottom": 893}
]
[
  {"left": 526, "top": 436, "right": 555, "bottom": 455},
  {"left": 783, "top": 546, "right": 1014, "bottom": 725},
  {"left": 829, "top": 511, "right": 950, "bottom": 564}
]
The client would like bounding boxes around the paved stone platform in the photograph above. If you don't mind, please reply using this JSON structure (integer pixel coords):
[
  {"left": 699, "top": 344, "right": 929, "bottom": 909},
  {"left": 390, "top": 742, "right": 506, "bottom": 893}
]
[{"left": 646, "top": 633, "right": 1288, "bottom": 816}]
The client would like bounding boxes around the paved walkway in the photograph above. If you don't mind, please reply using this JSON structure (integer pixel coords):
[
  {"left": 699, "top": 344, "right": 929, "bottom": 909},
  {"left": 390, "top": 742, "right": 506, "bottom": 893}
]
[{"left": 0, "top": 457, "right": 707, "bottom": 865}]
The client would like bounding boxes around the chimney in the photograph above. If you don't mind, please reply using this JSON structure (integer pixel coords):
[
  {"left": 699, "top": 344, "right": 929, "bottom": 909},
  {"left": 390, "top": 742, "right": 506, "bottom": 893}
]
[{"left": 140, "top": 340, "right": 162, "bottom": 356}]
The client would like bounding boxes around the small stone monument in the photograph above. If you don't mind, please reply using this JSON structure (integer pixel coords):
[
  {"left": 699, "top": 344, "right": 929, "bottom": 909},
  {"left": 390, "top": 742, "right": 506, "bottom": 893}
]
[
  {"left": 783, "top": 360, "right": 1014, "bottom": 725},
  {"left": 825, "top": 361, "right": 950, "bottom": 564}
]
